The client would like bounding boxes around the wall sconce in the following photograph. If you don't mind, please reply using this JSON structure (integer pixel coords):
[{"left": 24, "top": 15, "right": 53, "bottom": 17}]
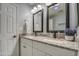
[
  {"left": 33, "top": 7, "right": 37, "bottom": 11},
  {"left": 31, "top": 7, "right": 37, "bottom": 13}
]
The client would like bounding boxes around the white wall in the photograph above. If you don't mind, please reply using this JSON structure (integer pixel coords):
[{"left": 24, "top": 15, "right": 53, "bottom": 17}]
[{"left": 17, "top": 4, "right": 33, "bottom": 34}]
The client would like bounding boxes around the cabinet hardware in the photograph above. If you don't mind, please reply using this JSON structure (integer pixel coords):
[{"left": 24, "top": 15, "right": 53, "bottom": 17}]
[{"left": 23, "top": 45, "right": 27, "bottom": 48}]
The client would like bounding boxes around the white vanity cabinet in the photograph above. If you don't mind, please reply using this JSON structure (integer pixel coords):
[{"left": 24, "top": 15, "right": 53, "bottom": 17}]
[
  {"left": 20, "top": 37, "right": 78, "bottom": 56},
  {"left": 20, "top": 43, "right": 32, "bottom": 56},
  {"left": 32, "top": 40, "right": 77, "bottom": 56},
  {"left": 32, "top": 40, "right": 50, "bottom": 56},
  {"left": 45, "top": 44, "right": 77, "bottom": 56}
]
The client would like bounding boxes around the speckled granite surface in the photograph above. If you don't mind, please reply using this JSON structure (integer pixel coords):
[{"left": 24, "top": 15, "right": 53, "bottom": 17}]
[{"left": 21, "top": 35, "right": 79, "bottom": 51}]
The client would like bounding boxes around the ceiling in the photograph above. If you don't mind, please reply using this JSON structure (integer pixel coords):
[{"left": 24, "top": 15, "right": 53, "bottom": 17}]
[{"left": 17, "top": 3, "right": 45, "bottom": 7}]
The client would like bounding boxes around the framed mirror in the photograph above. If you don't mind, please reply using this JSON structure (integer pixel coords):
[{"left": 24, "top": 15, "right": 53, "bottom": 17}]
[
  {"left": 47, "top": 3, "right": 70, "bottom": 33},
  {"left": 33, "top": 10, "right": 43, "bottom": 32}
]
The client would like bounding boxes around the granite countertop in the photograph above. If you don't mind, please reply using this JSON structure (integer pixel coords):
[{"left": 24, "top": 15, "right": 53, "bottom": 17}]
[{"left": 21, "top": 35, "right": 79, "bottom": 51}]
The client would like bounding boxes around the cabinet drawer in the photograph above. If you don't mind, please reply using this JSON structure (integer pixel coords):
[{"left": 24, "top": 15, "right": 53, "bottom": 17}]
[{"left": 21, "top": 38, "right": 32, "bottom": 46}]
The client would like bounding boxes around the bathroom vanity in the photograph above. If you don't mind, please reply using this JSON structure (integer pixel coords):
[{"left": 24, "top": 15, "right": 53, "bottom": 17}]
[
  {"left": 20, "top": 35, "right": 78, "bottom": 56},
  {"left": 19, "top": 3, "right": 79, "bottom": 56}
]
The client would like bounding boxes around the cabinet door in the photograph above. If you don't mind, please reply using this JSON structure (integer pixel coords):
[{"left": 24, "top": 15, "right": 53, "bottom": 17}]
[
  {"left": 37, "top": 50, "right": 46, "bottom": 56},
  {"left": 33, "top": 40, "right": 77, "bottom": 56},
  {"left": 21, "top": 43, "right": 32, "bottom": 56},
  {"left": 33, "top": 41, "right": 46, "bottom": 52},
  {"left": 32, "top": 41, "right": 46, "bottom": 56},
  {"left": 32, "top": 48, "right": 38, "bottom": 56},
  {"left": 45, "top": 44, "right": 76, "bottom": 56}
]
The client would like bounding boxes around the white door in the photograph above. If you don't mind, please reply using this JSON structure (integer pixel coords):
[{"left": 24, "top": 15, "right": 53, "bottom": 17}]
[{"left": 0, "top": 3, "right": 18, "bottom": 56}]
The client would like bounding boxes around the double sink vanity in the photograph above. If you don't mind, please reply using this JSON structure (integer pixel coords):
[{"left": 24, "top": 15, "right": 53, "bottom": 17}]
[
  {"left": 20, "top": 34, "right": 79, "bottom": 56},
  {"left": 19, "top": 3, "right": 79, "bottom": 56}
]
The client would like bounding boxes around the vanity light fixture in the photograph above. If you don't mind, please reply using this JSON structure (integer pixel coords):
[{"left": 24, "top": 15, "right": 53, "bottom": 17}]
[
  {"left": 31, "top": 7, "right": 37, "bottom": 13},
  {"left": 33, "top": 7, "right": 37, "bottom": 11},
  {"left": 31, "top": 5, "right": 42, "bottom": 13}
]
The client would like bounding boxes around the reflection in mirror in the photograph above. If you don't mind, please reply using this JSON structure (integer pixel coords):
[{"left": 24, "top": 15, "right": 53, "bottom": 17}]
[
  {"left": 47, "top": 3, "right": 69, "bottom": 32},
  {"left": 33, "top": 10, "right": 43, "bottom": 32}
]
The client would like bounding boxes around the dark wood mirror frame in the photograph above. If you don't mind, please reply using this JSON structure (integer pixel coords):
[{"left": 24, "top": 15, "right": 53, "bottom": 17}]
[
  {"left": 33, "top": 9, "right": 43, "bottom": 32},
  {"left": 77, "top": 3, "right": 79, "bottom": 26},
  {"left": 47, "top": 3, "right": 70, "bottom": 33}
]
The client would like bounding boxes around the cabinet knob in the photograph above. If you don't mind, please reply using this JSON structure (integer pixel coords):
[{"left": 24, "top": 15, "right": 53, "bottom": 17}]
[{"left": 23, "top": 45, "right": 27, "bottom": 48}]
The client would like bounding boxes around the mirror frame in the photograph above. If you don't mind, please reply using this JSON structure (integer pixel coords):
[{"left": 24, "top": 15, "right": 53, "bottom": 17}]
[
  {"left": 77, "top": 3, "right": 79, "bottom": 26},
  {"left": 47, "top": 3, "right": 70, "bottom": 33},
  {"left": 33, "top": 9, "right": 43, "bottom": 32}
]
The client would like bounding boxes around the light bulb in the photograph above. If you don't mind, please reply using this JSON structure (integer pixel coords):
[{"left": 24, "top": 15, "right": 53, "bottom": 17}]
[
  {"left": 37, "top": 5, "right": 42, "bottom": 10},
  {"left": 33, "top": 7, "right": 37, "bottom": 11}
]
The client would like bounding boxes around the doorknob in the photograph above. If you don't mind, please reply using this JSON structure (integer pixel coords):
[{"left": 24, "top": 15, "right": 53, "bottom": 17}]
[{"left": 13, "top": 35, "right": 16, "bottom": 38}]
